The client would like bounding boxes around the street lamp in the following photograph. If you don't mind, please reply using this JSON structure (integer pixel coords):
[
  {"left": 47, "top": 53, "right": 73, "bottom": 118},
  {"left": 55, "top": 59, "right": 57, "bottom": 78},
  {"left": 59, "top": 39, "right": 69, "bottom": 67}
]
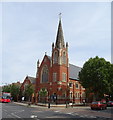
[{"left": 66, "top": 83, "right": 70, "bottom": 108}]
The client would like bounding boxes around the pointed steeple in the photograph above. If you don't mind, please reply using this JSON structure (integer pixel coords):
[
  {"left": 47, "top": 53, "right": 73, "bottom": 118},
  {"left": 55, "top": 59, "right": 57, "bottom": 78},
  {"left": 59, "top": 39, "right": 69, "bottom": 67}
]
[{"left": 55, "top": 13, "right": 65, "bottom": 49}]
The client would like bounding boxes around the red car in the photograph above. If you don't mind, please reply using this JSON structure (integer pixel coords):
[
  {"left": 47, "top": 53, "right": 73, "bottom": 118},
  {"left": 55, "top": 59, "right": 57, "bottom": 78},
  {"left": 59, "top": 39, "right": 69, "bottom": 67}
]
[
  {"left": 2, "top": 96, "right": 11, "bottom": 103},
  {"left": 0, "top": 96, "right": 2, "bottom": 102},
  {"left": 91, "top": 101, "right": 107, "bottom": 110},
  {"left": 107, "top": 101, "right": 113, "bottom": 107}
]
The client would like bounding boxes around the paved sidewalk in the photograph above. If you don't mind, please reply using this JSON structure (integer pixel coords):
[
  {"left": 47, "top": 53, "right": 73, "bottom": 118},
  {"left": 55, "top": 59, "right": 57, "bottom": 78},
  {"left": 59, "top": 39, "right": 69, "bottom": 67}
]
[{"left": 13, "top": 102, "right": 90, "bottom": 109}]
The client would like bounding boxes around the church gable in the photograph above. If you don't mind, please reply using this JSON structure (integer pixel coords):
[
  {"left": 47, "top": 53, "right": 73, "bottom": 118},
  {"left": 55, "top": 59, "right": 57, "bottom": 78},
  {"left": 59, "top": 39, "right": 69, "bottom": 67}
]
[
  {"left": 21, "top": 76, "right": 35, "bottom": 90},
  {"left": 38, "top": 55, "right": 51, "bottom": 84},
  {"left": 40, "top": 55, "right": 51, "bottom": 68}
]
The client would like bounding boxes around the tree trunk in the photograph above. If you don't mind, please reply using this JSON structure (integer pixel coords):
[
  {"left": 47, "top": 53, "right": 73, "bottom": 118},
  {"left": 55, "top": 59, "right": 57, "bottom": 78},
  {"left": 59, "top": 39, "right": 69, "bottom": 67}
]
[{"left": 17, "top": 95, "right": 19, "bottom": 102}]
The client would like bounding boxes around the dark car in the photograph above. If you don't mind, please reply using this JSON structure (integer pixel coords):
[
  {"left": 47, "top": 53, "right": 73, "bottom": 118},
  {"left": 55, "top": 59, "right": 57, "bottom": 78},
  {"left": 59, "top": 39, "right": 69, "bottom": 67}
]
[
  {"left": 90, "top": 101, "right": 107, "bottom": 110},
  {"left": 107, "top": 101, "right": 113, "bottom": 107}
]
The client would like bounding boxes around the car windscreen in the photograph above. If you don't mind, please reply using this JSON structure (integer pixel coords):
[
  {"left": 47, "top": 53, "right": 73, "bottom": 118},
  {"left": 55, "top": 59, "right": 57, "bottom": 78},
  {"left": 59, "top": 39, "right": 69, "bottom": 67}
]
[
  {"left": 109, "top": 101, "right": 113, "bottom": 103},
  {"left": 92, "top": 102, "right": 98, "bottom": 104},
  {"left": 2, "top": 96, "right": 10, "bottom": 99}
]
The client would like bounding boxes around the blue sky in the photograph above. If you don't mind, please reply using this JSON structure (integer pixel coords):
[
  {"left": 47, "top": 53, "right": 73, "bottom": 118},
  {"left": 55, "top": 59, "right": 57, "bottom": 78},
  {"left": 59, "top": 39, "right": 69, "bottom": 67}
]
[{"left": 1, "top": 2, "right": 111, "bottom": 85}]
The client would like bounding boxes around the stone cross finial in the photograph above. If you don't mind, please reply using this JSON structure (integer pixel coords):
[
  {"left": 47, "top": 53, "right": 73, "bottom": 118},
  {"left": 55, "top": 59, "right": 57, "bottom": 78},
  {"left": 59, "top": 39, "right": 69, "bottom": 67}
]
[{"left": 59, "top": 13, "right": 62, "bottom": 20}]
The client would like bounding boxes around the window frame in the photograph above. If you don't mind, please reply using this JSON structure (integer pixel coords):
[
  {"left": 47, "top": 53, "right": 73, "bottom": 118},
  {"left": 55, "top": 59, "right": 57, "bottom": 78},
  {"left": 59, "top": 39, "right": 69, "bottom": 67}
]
[
  {"left": 41, "top": 65, "right": 49, "bottom": 83},
  {"left": 53, "top": 72, "right": 57, "bottom": 82}
]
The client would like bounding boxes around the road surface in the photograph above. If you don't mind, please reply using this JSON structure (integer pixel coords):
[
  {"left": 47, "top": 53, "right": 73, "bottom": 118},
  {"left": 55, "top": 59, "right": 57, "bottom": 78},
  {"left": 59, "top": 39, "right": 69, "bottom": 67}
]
[{"left": 1, "top": 102, "right": 113, "bottom": 119}]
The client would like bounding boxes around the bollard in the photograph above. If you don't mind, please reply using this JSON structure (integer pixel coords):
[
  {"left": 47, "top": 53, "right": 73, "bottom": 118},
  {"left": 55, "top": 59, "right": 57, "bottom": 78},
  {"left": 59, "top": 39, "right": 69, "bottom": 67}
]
[
  {"left": 48, "top": 102, "right": 50, "bottom": 108},
  {"left": 27, "top": 102, "right": 31, "bottom": 107},
  {"left": 66, "top": 101, "right": 68, "bottom": 108}
]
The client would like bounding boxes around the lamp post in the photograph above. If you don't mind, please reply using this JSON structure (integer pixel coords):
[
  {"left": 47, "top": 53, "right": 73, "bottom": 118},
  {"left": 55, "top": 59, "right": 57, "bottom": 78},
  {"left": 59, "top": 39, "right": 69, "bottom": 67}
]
[
  {"left": 72, "top": 83, "right": 75, "bottom": 107},
  {"left": 80, "top": 85, "right": 82, "bottom": 103},
  {"left": 48, "top": 87, "right": 52, "bottom": 108},
  {"left": 66, "top": 83, "right": 70, "bottom": 108},
  {"left": 48, "top": 97, "right": 50, "bottom": 109}
]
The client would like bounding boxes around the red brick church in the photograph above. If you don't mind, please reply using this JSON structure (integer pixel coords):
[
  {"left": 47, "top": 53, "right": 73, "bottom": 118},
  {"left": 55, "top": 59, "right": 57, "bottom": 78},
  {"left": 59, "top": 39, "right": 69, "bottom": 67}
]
[{"left": 34, "top": 16, "right": 86, "bottom": 104}]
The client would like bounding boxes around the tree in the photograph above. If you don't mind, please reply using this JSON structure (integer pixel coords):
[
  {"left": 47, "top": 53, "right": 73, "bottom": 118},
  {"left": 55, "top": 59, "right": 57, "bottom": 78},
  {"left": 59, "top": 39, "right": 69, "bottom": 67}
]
[
  {"left": 10, "top": 84, "right": 20, "bottom": 101},
  {"left": 79, "top": 56, "right": 113, "bottom": 101},
  {"left": 108, "top": 64, "right": 113, "bottom": 100},
  {"left": 39, "top": 88, "right": 48, "bottom": 103},
  {"left": 2, "top": 85, "right": 11, "bottom": 93},
  {"left": 24, "top": 84, "right": 34, "bottom": 102},
  {"left": 2, "top": 84, "right": 20, "bottom": 101},
  {"left": 39, "top": 88, "right": 48, "bottom": 97}
]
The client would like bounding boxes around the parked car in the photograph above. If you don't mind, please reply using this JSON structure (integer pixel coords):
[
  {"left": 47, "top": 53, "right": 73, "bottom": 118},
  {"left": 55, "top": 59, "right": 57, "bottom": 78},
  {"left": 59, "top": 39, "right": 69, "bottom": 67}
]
[
  {"left": 0, "top": 96, "right": 2, "bottom": 102},
  {"left": 2, "top": 96, "right": 11, "bottom": 103},
  {"left": 107, "top": 101, "right": 113, "bottom": 107},
  {"left": 90, "top": 101, "right": 107, "bottom": 110}
]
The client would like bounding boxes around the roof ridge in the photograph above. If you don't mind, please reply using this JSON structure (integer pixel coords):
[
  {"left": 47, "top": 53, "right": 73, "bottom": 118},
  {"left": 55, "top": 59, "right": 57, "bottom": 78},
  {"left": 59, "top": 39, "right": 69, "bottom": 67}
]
[
  {"left": 28, "top": 76, "right": 35, "bottom": 79},
  {"left": 69, "top": 63, "right": 81, "bottom": 68}
]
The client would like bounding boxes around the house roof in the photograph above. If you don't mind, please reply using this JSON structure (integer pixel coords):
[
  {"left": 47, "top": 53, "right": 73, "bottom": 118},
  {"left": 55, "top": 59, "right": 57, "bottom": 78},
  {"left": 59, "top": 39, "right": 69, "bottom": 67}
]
[
  {"left": 27, "top": 76, "right": 36, "bottom": 84},
  {"left": 47, "top": 55, "right": 51, "bottom": 61},
  {"left": 69, "top": 64, "right": 81, "bottom": 80},
  {"left": 12, "top": 82, "right": 22, "bottom": 86}
]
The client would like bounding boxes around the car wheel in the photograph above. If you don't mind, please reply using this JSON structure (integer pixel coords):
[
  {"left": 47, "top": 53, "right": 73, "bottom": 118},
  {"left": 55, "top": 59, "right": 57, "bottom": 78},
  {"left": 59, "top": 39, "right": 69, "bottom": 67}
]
[{"left": 91, "top": 107, "right": 94, "bottom": 110}]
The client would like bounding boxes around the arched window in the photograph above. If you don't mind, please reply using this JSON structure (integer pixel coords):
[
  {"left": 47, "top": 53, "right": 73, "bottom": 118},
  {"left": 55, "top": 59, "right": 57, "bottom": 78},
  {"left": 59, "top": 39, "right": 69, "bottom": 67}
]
[
  {"left": 62, "top": 73, "right": 67, "bottom": 82},
  {"left": 53, "top": 51, "right": 58, "bottom": 64},
  {"left": 41, "top": 65, "right": 49, "bottom": 83},
  {"left": 62, "top": 51, "right": 66, "bottom": 64}
]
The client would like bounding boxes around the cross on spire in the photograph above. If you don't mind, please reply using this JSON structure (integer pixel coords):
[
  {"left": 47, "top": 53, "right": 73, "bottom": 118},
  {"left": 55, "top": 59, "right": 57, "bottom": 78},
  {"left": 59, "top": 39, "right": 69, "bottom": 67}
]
[{"left": 59, "top": 13, "right": 62, "bottom": 20}]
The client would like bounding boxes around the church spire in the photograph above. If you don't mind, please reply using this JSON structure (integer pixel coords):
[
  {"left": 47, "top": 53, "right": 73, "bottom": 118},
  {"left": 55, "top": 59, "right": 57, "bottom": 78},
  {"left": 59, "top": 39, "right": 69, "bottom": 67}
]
[{"left": 55, "top": 13, "right": 65, "bottom": 49}]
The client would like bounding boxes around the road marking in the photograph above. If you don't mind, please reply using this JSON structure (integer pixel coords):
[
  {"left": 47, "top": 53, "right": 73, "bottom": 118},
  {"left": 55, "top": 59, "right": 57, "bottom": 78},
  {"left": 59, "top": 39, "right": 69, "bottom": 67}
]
[
  {"left": 54, "top": 111, "right": 60, "bottom": 113},
  {"left": 11, "top": 113, "right": 21, "bottom": 118},
  {"left": 67, "top": 112, "right": 73, "bottom": 114},
  {"left": 30, "top": 115, "right": 37, "bottom": 118},
  {"left": 3, "top": 109, "right": 7, "bottom": 112},
  {"left": 10, "top": 110, "right": 24, "bottom": 118},
  {"left": 14, "top": 110, "right": 24, "bottom": 114}
]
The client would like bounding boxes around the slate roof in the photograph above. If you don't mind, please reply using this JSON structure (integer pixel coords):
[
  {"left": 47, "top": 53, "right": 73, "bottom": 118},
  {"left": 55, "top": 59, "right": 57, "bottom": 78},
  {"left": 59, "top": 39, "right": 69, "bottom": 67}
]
[
  {"left": 69, "top": 64, "right": 81, "bottom": 80},
  {"left": 47, "top": 55, "right": 51, "bottom": 61},
  {"left": 27, "top": 76, "right": 36, "bottom": 84}
]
